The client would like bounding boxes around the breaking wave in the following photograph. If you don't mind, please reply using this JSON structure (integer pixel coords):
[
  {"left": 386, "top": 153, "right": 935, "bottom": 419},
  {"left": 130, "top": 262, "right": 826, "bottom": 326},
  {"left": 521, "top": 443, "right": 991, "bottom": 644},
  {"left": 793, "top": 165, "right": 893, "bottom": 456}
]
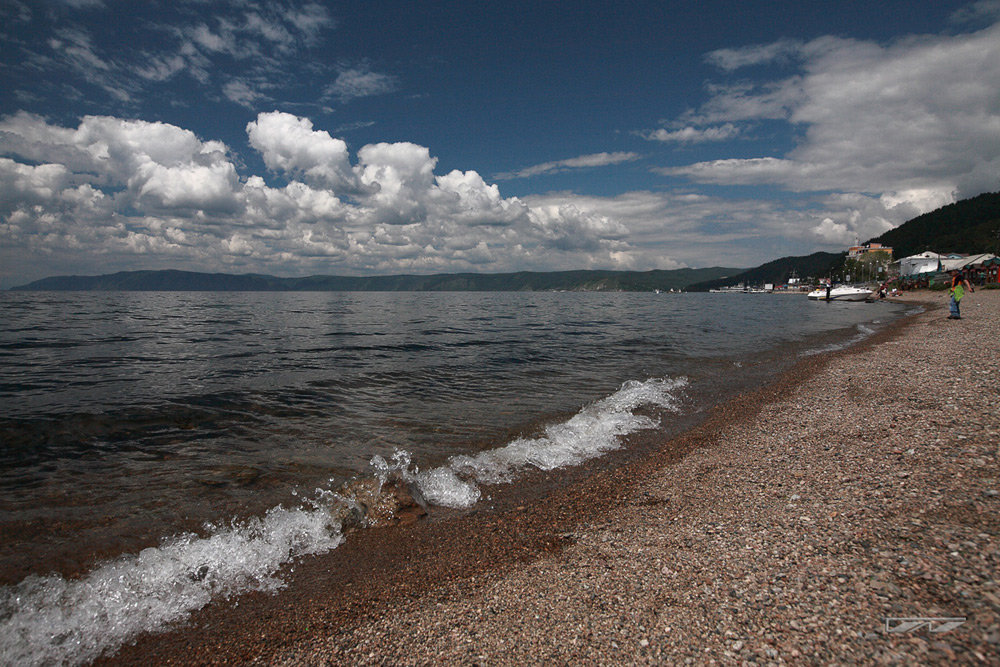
[
  {"left": 374, "top": 377, "right": 688, "bottom": 508},
  {"left": 0, "top": 502, "right": 344, "bottom": 666},
  {"left": 0, "top": 376, "right": 685, "bottom": 665}
]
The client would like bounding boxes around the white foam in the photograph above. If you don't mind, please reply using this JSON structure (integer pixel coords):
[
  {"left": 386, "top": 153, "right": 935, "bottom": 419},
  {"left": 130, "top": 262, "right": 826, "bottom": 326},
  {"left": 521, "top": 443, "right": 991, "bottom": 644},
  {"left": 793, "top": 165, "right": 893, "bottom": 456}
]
[
  {"left": 1, "top": 377, "right": 687, "bottom": 664},
  {"left": 415, "top": 467, "right": 482, "bottom": 507},
  {"left": 0, "top": 501, "right": 343, "bottom": 666},
  {"left": 800, "top": 322, "right": 877, "bottom": 357},
  {"left": 391, "top": 377, "right": 687, "bottom": 508}
]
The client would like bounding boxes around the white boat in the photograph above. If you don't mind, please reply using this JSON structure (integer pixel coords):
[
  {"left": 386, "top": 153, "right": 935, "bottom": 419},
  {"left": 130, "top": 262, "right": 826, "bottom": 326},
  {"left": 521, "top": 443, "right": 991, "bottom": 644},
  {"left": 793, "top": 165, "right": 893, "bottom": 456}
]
[{"left": 807, "top": 285, "right": 873, "bottom": 301}]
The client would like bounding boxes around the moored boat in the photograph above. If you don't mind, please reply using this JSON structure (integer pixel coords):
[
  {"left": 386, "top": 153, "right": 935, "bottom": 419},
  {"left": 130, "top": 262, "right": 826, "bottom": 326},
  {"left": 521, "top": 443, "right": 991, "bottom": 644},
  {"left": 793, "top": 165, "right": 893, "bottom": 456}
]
[{"left": 807, "top": 285, "right": 873, "bottom": 301}]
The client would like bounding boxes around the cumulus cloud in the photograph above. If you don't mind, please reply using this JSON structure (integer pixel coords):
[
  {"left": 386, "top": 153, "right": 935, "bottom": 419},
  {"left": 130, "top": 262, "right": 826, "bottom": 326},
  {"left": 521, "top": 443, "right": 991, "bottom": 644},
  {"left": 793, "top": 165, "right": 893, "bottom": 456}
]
[
  {"left": 4, "top": 109, "right": 944, "bottom": 283},
  {"left": 0, "top": 159, "right": 71, "bottom": 205},
  {"left": 246, "top": 111, "right": 358, "bottom": 192},
  {"left": 495, "top": 152, "right": 640, "bottom": 180},
  {"left": 1, "top": 112, "right": 652, "bottom": 282},
  {"left": 663, "top": 23, "right": 1000, "bottom": 206},
  {"left": 521, "top": 185, "right": 931, "bottom": 270},
  {"left": 135, "top": 160, "right": 240, "bottom": 212}
]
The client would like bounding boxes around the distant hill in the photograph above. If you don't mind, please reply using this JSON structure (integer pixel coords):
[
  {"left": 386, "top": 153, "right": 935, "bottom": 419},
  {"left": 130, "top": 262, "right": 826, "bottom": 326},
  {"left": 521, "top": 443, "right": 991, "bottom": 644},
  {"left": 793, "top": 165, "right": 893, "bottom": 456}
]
[
  {"left": 10, "top": 267, "right": 741, "bottom": 292},
  {"left": 686, "top": 252, "right": 843, "bottom": 291},
  {"left": 866, "top": 191, "right": 1000, "bottom": 259}
]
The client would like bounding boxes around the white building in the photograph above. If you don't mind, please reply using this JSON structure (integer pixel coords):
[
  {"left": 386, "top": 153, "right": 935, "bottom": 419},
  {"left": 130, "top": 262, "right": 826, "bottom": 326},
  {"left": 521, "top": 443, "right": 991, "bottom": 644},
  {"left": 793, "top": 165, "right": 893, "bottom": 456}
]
[{"left": 895, "top": 251, "right": 944, "bottom": 276}]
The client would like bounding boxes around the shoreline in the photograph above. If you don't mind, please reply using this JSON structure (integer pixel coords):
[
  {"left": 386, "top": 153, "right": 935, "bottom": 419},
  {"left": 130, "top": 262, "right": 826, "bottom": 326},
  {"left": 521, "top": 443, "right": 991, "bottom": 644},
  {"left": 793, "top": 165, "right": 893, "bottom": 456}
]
[{"left": 102, "top": 291, "right": 999, "bottom": 665}]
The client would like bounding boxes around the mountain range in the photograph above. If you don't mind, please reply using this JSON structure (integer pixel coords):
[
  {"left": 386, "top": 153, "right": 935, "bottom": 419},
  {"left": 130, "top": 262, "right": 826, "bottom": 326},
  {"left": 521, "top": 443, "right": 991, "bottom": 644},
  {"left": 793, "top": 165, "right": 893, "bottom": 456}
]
[{"left": 10, "top": 267, "right": 739, "bottom": 293}]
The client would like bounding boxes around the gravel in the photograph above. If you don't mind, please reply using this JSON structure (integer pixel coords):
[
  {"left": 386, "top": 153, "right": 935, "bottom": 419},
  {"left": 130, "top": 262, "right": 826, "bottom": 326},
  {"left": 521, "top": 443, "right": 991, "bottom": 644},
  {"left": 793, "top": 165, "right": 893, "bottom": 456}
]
[{"left": 273, "top": 291, "right": 1000, "bottom": 665}]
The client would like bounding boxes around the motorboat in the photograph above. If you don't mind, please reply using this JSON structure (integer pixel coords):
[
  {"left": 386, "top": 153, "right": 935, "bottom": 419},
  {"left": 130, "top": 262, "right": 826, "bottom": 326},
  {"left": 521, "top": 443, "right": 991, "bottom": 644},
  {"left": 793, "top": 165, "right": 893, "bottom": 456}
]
[{"left": 807, "top": 285, "right": 873, "bottom": 301}]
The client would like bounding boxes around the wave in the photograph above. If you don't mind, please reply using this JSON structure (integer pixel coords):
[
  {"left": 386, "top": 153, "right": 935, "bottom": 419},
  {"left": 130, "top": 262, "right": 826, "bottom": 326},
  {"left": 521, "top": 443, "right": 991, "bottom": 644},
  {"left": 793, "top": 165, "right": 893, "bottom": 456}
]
[
  {"left": 0, "top": 503, "right": 343, "bottom": 666},
  {"left": 0, "top": 376, "right": 686, "bottom": 665},
  {"left": 799, "top": 323, "right": 877, "bottom": 357},
  {"left": 380, "top": 377, "right": 688, "bottom": 508}
]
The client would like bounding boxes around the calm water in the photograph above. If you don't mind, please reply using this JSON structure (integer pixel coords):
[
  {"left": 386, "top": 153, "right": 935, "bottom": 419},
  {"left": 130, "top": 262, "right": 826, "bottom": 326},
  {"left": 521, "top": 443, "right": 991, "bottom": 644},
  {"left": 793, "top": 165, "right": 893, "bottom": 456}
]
[{"left": 0, "top": 290, "right": 910, "bottom": 664}]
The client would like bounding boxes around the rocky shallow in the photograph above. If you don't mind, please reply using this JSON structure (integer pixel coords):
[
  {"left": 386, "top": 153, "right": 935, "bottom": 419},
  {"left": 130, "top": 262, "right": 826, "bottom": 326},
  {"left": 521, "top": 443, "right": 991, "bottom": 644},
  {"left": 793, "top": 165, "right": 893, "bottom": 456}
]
[{"left": 106, "top": 291, "right": 1000, "bottom": 665}]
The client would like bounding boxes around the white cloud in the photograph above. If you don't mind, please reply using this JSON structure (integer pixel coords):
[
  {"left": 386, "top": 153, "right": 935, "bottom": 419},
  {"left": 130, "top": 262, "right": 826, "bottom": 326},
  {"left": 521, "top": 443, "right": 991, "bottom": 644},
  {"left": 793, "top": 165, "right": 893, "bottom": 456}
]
[
  {"left": 950, "top": 0, "right": 1000, "bottom": 24},
  {"left": 705, "top": 38, "right": 803, "bottom": 71},
  {"left": 663, "top": 23, "right": 1000, "bottom": 206},
  {"left": 283, "top": 3, "right": 334, "bottom": 39},
  {"left": 684, "top": 80, "right": 805, "bottom": 125},
  {"left": 243, "top": 12, "right": 295, "bottom": 49},
  {"left": 246, "top": 111, "right": 358, "bottom": 192},
  {"left": 49, "top": 28, "right": 109, "bottom": 71},
  {"left": 495, "top": 152, "right": 640, "bottom": 180},
  {"left": 642, "top": 124, "right": 740, "bottom": 143},
  {"left": 134, "top": 55, "right": 187, "bottom": 82},
  {"left": 812, "top": 217, "right": 853, "bottom": 244},
  {"left": 223, "top": 80, "right": 267, "bottom": 108},
  {"left": 0, "top": 158, "right": 71, "bottom": 205},
  {"left": 520, "top": 186, "right": 930, "bottom": 270},
  {"left": 135, "top": 160, "right": 240, "bottom": 212},
  {"left": 434, "top": 170, "right": 524, "bottom": 226},
  {"left": 326, "top": 67, "right": 399, "bottom": 102},
  {"left": 1, "top": 112, "right": 656, "bottom": 282},
  {"left": 6, "top": 2, "right": 338, "bottom": 113},
  {"left": 190, "top": 24, "right": 233, "bottom": 54}
]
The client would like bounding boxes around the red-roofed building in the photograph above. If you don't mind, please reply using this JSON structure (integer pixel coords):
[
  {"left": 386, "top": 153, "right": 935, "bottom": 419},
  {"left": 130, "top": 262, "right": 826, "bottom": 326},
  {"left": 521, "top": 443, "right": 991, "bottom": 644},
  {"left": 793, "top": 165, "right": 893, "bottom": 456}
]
[{"left": 847, "top": 243, "right": 893, "bottom": 260}]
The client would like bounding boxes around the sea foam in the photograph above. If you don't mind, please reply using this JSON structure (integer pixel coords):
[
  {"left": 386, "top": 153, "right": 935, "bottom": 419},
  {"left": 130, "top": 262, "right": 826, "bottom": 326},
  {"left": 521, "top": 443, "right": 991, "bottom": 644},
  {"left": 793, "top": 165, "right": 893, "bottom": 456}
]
[
  {"left": 0, "top": 376, "right": 685, "bottom": 665},
  {"left": 0, "top": 502, "right": 343, "bottom": 666},
  {"left": 373, "top": 377, "right": 687, "bottom": 508}
]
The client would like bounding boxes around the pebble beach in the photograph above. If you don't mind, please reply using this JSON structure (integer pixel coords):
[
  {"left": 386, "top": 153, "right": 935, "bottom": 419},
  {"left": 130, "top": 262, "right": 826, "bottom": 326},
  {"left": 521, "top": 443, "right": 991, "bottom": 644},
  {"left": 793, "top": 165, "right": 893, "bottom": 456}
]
[{"left": 105, "top": 290, "right": 1000, "bottom": 666}]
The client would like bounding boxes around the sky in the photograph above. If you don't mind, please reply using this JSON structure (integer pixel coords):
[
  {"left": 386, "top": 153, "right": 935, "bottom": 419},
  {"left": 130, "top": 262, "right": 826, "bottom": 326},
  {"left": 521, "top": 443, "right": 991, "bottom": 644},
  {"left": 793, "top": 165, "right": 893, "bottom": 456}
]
[{"left": 1, "top": 0, "right": 999, "bottom": 287}]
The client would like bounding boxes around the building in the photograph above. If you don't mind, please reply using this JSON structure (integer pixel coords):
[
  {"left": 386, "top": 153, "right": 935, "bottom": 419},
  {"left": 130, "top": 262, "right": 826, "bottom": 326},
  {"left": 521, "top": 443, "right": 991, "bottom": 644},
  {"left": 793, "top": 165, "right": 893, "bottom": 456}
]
[
  {"left": 894, "top": 251, "right": 999, "bottom": 281},
  {"left": 982, "top": 257, "right": 1000, "bottom": 284},
  {"left": 847, "top": 243, "right": 893, "bottom": 260},
  {"left": 940, "top": 253, "right": 997, "bottom": 273},
  {"left": 895, "top": 251, "right": 944, "bottom": 277}
]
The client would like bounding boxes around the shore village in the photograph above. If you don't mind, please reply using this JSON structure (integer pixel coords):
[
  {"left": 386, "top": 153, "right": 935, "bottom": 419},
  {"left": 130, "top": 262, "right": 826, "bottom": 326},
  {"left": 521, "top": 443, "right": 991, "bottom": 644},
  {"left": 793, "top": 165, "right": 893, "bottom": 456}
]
[
  {"left": 894, "top": 250, "right": 1000, "bottom": 288},
  {"left": 714, "top": 242, "right": 999, "bottom": 295},
  {"left": 842, "top": 243, "right": 999, "bottom": 288}
]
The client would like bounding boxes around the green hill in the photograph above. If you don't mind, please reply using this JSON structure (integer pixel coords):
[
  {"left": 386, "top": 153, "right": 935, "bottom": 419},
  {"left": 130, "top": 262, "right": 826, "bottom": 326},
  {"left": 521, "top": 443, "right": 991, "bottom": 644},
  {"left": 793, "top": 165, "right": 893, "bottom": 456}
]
[
  {"left": 866, "top": 191, "right": 1000, "bottom": 258},
  {"left": 686, "top": 252, "right": 843, "bottom": 291}
]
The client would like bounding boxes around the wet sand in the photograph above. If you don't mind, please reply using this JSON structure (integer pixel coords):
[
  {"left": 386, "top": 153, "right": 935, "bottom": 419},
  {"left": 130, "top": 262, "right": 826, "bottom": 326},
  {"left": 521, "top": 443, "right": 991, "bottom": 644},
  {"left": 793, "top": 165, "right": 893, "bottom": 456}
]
[{"left": 104, "top": 291, "right": 1000, "bottom": 665}]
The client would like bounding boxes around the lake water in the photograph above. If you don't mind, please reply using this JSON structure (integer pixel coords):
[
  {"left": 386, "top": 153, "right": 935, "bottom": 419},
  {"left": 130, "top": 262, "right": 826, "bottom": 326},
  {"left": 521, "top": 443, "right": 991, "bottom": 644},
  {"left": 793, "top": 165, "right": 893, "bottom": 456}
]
[{"left": 0, "top": 290, "right": 911, "bottom": 664}]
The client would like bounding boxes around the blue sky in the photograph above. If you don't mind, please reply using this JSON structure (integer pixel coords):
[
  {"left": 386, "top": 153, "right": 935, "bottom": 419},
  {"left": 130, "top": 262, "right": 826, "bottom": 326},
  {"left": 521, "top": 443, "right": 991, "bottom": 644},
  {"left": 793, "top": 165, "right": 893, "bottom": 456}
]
[{"left": 1, "top": 0, "right": 999, "bottom": 286}]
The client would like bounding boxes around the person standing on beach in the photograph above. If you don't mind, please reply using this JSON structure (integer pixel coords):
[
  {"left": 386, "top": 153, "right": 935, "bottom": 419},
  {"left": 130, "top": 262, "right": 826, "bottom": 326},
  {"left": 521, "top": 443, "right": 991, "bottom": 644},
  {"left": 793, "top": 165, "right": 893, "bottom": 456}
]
[{"left": 948, "top": 270, "right": 974, "bottom": 319}]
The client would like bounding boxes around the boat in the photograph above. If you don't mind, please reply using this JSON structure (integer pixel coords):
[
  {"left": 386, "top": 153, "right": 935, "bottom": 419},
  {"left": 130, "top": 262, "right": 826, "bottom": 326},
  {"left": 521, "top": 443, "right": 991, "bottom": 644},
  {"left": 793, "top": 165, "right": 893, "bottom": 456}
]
[{"left": 806, "top": 285, "right": 873, "bottom": 301}]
